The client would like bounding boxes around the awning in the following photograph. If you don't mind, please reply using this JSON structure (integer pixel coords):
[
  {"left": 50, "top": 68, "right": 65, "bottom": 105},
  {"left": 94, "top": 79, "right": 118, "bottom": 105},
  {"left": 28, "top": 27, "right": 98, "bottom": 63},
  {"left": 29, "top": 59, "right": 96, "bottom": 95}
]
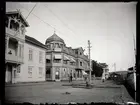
[
  {"left": 70, "top": 57, "right": 76, "bottom": 62},
  {"left": 64, "top": 55, "right": 70, "bottom": 61},
  {"left": 54, "top": 55, "right": 62, "bottom": 59},
  {"left": 46, "top": 55, "right": 51, "bottom": 60},
  {"left": 82, "top": 71, "right": 88, "bottom": 75}
]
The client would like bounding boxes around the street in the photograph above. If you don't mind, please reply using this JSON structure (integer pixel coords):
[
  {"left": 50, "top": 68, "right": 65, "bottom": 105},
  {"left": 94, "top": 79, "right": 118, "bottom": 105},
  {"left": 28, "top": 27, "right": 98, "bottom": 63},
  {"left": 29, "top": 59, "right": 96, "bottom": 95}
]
[{"left": 5, "top": 80, "right": 134, "bottom": 104}]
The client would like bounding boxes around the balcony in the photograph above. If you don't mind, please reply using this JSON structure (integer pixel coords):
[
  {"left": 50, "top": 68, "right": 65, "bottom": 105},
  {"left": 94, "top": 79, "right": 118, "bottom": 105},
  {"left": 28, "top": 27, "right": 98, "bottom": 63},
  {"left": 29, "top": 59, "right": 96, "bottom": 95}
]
[
  {"left": 5, "top": 54, "right": 23, "bottom": 64},
  {"left": 6, "top": 27, "right": 25, "bottom": 41}
]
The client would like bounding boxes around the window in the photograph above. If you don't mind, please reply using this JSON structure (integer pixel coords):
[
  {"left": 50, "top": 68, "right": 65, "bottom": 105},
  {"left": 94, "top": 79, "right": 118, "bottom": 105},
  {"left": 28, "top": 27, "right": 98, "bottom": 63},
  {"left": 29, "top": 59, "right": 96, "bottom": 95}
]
[
  {"left": 10, "top": 20, "right": 19, "bottom": 31},
  {"left": 46, "top": 59, "right": 51, "bottom": 63},
  {"left": 39, "top": 67, "right": 43, "bottom": 77},
  {"left": 19, "top": 44, "right": 22, "bottom": 57},
  {"left": 70, "top": 62, "right": 73, "bottom": 65},
  {"left": 47, "top": 45, "right": 50, "bottom": 49},
  {"left": 63, "top": 60, "right": 68, "bottom": 64},
  {"left": 17, "top": 65, "right": 20, "bottom": 73},
  {"left": 55, "top": 43, "right": 59, "bottom": 48},
  {"left": 54, "top": 59, "right": 61, "bottom": 63},
  {"left": 21, "top": 26, "right": 25, "bottom": 34},
  {"left": 39, "top": 51, "right": 43, "bottom": 63},
  {"left": 29, "top": 49, "right": 33, "bottom": 61},
  {"left": 28, "top": 66, "right": 33, "bottom": 77},
  {"left": 75, "top": 51, "right": 78, "bottom": 54},
  {"left": 80, "top": 62, "right": 82, "bottom": 66}
]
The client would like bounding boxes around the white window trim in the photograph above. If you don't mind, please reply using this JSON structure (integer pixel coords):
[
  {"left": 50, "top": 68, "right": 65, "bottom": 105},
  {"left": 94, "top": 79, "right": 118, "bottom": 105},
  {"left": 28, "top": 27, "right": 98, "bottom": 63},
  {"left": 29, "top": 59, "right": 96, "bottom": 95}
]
[
  {"left": 39, "top": 67, "right": 43, "bottom": 78},
  {"left": 39, "top": 51, "right": 43, "bottom": 63},
  {"left": 28, "top": 48, "right": 33, "bottom": 61},
  {"left": 28, "top": 66, "right": 33, "bottom": 78}
]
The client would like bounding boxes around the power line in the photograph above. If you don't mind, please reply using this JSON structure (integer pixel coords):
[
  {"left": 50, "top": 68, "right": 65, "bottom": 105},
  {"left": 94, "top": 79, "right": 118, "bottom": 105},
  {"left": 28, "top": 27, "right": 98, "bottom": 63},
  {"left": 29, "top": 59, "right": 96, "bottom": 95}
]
[
  {"left": 26, "top": 3, "right": 37, "bottom": 20},
  {"left": 18, "top": 3, "right": 66, "bottom": 36},
  {"left": 43, "top": 4, "right": 77, "bottom": 36}
]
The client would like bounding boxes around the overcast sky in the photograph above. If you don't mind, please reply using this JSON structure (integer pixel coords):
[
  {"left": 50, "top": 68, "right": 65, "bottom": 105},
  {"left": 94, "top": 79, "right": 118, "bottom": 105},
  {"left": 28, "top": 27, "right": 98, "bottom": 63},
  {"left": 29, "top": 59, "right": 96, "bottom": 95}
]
[{"left": 6, "top": 2, "right": 136, "bottom": 72}]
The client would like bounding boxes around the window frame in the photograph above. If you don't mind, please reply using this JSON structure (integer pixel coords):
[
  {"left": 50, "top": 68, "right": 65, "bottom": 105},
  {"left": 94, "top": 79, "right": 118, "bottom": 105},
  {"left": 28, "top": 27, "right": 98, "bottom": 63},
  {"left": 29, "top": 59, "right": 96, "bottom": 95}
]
[
  {"left": 17, "top": 65, "right": 20, "bottom": 73},
  {"left": 28, "top": 48, "right": 33, "bottom": 61},
  {"left": 39, "top": 67, "right": 43, "bottom": 77},
  {"left": 39, "top": 51, "right": 43, "bottom": 63},
  {"left": 28, "top": 66, "right": 33, "bottom": 78}
]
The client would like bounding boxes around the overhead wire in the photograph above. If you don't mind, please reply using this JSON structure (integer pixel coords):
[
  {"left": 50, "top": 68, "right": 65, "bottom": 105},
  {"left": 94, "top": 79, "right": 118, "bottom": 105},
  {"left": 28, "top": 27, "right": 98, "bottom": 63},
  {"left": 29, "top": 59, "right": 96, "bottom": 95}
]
[
  {"left": 18, "top": 3, "right": 66, "bottom": 36},
  {"left": 43, "top": 4, "right": 77, "bottom": 36},
  {"left": 26, "top": 3, "right": 37, "bottom": 20}
]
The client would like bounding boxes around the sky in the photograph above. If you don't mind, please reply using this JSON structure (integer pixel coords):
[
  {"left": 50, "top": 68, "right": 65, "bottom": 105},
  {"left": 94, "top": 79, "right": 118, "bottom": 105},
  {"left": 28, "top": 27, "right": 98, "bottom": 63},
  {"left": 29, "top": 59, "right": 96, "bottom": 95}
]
[{"left": 6, "top": 2, "right": 137, "bottom": 72}]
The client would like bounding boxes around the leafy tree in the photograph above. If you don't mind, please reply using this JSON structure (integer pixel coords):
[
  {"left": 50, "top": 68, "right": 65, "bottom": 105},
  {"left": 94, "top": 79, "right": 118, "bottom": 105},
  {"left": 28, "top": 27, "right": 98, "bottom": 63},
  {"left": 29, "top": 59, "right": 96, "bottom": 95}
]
[{"left": 91, "top": 60, "right": 108, "bottom": 77}]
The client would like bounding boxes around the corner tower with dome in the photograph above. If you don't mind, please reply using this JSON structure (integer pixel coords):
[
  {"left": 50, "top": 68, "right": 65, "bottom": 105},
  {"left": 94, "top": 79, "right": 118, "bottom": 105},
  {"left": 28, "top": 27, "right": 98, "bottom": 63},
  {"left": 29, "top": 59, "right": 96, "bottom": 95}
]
[{"left": 45, "top": 32, "right": 90, "bottom": 81}]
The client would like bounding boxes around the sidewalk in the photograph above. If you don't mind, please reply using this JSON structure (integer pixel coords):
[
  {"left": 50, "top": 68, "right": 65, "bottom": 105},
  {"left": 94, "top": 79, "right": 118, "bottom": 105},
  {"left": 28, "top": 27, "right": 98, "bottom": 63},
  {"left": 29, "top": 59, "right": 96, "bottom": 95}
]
[
  {"left": 5, "top": 80, "right": 120, "bottom": 87},
  {"left": 63, "top": 80, "right": 121, "bottom": 88},
  {"left": 5, "top": 81, "right": 50, "bottom": 87}
]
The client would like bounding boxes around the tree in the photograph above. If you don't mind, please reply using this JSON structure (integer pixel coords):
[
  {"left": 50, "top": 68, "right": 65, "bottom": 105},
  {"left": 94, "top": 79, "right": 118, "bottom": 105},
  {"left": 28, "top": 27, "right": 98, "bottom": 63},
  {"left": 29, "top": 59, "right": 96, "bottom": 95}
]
[{"left": 91, "top": 60, "right": 108, "bottom": 77}]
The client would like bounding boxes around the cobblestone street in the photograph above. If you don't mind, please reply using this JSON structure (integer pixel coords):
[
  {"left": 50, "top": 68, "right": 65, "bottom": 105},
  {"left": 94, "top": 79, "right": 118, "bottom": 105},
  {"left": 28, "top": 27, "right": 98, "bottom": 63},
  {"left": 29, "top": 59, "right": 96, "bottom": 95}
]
[{"left": 5, "top": 80, "right": 134, "bottom": 104}]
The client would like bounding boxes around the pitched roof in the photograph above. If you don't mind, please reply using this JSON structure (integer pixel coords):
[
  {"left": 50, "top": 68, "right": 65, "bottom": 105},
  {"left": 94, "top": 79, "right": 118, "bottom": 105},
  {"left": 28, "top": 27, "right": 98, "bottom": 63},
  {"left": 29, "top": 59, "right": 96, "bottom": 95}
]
[
  {"left": 6, "top": 11, "right": 29, "bottom": 27},
  {"left": 25, "top": 35, "right": 46, "bottom": 49}
]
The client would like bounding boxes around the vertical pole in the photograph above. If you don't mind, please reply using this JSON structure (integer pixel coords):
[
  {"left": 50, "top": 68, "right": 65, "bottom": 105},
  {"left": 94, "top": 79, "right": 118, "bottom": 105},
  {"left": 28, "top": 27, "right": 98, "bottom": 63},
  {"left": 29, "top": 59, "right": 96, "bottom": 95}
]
[
  {"left": 133, "top": 33, "right": 136, "bottom": 102},
  {"left": 6, "top": 36, "right": 9, "bottom": 54},
  {"left": 114, "top": 63, "right": 116, "bottom": 72},
  {"left": 8, "top": 17, "right": 11, "bottom": 28},
  {"left": 88, "top": 40, "right": 91, "bottom": 84}
]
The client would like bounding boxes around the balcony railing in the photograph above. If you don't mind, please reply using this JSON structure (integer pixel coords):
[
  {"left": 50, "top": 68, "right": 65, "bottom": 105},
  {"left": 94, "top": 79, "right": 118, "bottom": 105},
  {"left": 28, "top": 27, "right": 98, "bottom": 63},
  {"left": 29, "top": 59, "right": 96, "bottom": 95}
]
[
  {"left": 6, "top": 27, "right": 25, "bottom": 40},
  {"left": 54, "top": 48, "right": 62, "bottom": 52},
  {"left": 5, "top": 54, "right": 23, "bottom": 63}
]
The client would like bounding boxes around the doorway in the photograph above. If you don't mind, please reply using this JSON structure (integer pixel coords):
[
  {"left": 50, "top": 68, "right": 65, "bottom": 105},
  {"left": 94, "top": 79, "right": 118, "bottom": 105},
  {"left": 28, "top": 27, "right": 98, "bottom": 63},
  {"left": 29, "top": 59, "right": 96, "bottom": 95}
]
[{"left": 55, "top": 68, "right": 60, "bottom": 81}]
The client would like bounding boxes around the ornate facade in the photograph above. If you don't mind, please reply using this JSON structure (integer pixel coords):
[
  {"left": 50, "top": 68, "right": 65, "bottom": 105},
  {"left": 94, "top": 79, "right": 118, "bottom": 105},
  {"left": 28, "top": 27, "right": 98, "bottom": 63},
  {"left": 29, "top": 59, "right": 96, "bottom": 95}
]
[{"left": 45, "top": 33, "right": 90, "bottom": 81}]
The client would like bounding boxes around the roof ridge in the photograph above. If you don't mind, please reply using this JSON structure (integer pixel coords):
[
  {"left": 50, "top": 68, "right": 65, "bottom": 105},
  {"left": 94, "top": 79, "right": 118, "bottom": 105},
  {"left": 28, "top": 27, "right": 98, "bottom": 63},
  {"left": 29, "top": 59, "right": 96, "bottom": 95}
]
[{"left": 25, "top": 35, "right": 46, "bottom": 49}]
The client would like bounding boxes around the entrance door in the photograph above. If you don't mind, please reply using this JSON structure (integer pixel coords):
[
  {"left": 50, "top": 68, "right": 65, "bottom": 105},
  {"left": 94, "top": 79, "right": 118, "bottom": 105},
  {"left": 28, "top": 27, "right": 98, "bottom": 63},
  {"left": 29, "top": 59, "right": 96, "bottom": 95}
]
[
  {"left": 55, "top": 71, "right": 60, "bottom": 81},
  {"left": 12, "top": 69, "right": 16, "bottom": 83},
  {"left": 6, "top": 65, "right": 12, "bottom": 83}
]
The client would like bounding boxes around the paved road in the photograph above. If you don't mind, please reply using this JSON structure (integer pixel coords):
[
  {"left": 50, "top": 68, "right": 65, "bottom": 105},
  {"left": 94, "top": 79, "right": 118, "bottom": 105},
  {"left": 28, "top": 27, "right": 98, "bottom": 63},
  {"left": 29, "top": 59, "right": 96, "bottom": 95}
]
[{"left": 5, "top": 80, "right": 134, "bottom": 104}]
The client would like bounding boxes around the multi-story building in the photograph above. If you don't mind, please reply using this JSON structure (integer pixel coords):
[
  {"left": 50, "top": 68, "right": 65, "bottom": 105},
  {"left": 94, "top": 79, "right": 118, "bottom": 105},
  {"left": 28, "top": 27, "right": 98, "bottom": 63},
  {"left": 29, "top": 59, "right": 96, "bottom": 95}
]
[
  {"left": 45, "top": 33, "right": 90, "bottom": 81},
  {"left": 18, "top": 35, "right": 46, "bottom": 82},
  {"left": 5, "top": 10, "right": 90, "bottom": 83},
  {"left": 5, "top": 11, "right": 29, "bottom": 83},
  {"left": 5, "top": 11, "right": 46, "bottom": 83}
]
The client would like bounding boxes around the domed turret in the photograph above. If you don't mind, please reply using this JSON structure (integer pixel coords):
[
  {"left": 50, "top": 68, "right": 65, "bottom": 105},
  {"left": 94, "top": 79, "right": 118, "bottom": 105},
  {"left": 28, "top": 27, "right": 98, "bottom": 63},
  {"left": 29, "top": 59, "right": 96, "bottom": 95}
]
[{"left": 45, "top": 33, "right": 65, "bottom": 44}]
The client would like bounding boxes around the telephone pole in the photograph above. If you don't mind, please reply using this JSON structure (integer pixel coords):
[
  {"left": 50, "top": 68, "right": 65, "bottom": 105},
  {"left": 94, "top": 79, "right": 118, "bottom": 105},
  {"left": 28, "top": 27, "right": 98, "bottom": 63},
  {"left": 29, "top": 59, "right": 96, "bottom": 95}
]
[
  {"left": 114, "top": 63, "right": 116, "bottom": 72},
  {"left": 132, "top": 33, "right": 136, "bottom": 102},
  {"left": 88, "top": 40, "right": 92, "bottom": 84}
]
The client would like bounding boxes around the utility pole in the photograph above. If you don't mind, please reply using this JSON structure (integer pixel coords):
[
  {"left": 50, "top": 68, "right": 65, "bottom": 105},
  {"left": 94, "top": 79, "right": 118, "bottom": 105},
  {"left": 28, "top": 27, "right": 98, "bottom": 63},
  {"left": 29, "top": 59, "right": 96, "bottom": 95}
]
[
  {"left": 114, "top": 63, "right": 116, "bottom": 72},
  {"left": 132, "top": 33, "right": 136, "bottom": 102},
  {"left": 88, "top": 40, "right": 92, "bottom": 84}
]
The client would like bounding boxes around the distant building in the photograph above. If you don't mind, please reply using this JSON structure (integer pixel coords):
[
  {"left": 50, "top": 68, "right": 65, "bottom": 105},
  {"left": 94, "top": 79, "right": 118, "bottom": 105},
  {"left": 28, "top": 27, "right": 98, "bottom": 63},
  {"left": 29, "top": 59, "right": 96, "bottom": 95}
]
[
  {"left": 45, "top": 33, "right": 90, "bottom": 81},
  {"left": 103, "top": 68, "right": 109, "bottom": 79}
]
